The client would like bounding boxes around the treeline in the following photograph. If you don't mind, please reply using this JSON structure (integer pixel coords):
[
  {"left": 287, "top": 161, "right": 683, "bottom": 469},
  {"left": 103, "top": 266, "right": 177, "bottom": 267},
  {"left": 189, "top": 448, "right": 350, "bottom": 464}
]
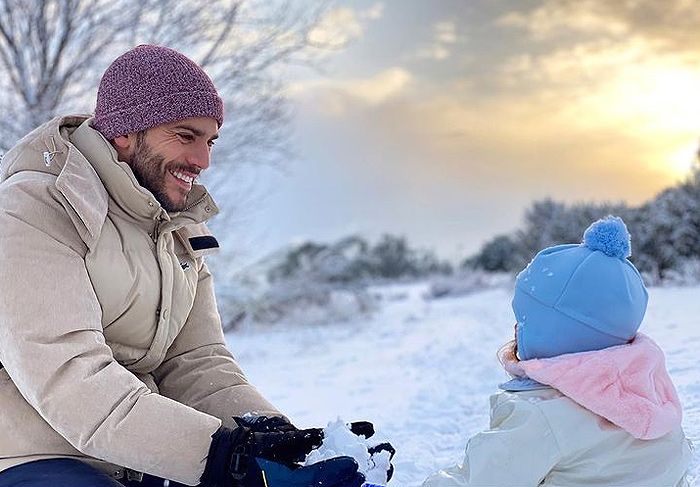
[
  {"left": 266, "top": 234, "right": 453, "bottom": 285},
  {"left": 219, "top": 168, "right": 700, "bottom": 328},
  {"left": 266, "top": 166, "right": 700, "bottom": 286},
  {"left": 467, "top": 167, "right": 700, "bottom": 283}
]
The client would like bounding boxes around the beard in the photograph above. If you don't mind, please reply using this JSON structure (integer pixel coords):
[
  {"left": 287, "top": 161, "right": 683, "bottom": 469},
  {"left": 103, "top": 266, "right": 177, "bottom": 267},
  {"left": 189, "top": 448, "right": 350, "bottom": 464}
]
[{"left": 128, "top": 132, "right": 192, "bottom": 212}]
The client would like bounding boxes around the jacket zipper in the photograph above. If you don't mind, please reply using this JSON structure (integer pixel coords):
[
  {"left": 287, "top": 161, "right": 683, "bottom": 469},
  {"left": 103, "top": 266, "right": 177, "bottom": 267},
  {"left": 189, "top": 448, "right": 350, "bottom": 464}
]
[
  {"left": 151, "top": 221, "right": 159, "bottom": 243},
  {"left": 180, "top": 193, "right": 209, "bottom": 213},
  {"left": 150, "top": 193, "right": 209, "bottom": 243}
]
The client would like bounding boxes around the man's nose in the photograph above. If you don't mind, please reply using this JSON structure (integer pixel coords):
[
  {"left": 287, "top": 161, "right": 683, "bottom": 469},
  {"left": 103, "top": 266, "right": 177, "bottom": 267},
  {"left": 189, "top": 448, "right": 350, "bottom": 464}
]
[{"left": 186, "top": 142, "right": 211, "bottom": 171}]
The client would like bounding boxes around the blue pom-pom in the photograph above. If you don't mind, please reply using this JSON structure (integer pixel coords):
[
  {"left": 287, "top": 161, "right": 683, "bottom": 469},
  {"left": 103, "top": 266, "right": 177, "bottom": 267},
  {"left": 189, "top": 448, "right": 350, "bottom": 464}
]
[{"left": 582, "top": 216, "right": 631, "bottom": 259}]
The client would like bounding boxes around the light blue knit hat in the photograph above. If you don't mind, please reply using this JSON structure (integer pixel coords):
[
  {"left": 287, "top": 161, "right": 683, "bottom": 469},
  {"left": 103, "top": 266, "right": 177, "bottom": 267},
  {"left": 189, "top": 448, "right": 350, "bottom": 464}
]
[{"left": 513, "top": 216, "right": 648, "bottom": 360}]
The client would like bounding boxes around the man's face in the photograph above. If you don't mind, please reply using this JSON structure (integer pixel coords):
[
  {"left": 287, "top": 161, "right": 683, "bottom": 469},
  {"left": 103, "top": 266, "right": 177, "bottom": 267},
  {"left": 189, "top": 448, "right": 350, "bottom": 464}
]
[{"left": 123, "top": 117, "right": 219, "bottom": 212}]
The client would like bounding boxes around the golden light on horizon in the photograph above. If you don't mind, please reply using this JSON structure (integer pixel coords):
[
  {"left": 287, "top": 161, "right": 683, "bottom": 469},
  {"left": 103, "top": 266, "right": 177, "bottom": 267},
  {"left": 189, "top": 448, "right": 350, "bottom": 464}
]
[
  {"left": 635, "top": 65, "right": 700, "bottom": 181},
  {"left": 563, "top": 54, "right": 700, "bottom": 183},
  {"left": 668, "top": 140, "right": 699, "bottom": 180}
]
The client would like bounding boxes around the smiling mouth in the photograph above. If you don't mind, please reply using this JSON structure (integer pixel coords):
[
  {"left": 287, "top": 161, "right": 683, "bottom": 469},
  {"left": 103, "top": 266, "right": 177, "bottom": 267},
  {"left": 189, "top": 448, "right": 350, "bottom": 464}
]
[{"left": 169, "top": 169, "right": 197, "bottom": 189}]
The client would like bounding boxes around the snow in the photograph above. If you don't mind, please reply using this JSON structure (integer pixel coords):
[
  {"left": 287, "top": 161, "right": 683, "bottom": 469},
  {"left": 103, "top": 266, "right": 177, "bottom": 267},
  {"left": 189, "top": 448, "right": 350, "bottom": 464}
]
[
  {"left": 303, "top": 419, "right": 391, "bottom": 485},
  {"left": 227, "top": 283, "right": 700, "bottom": 486}
]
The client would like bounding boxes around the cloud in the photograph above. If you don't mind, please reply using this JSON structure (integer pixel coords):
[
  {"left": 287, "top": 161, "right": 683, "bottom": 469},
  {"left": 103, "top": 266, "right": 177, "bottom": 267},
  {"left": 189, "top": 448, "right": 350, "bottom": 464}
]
[
  {"left": 496, "top": 0, "right": 700, "bottom": 53},
  {"left": 414, "top": 20, "right": 462, "bottom": 61},
  {"left": 339, "top": 67, "right": 411, "bottom": 105},
  {"left": 435, "top": 21, "right": 458, "bottom": 44},
  {"left": 496, "top": 34, "right": 700, "bottom": 142},
  {"left": 415, "top": 45, "right": 451, "bottom": 61},
  {"left": 497, "top": 1, "right": 629, "bottom": 40},
  {"left": 362, "top": 87, "right": 681, "bottom": 206},
  {"left": 363, "top": 2, "right": 385, "bottom": 20},
  {"left": 487, "top": 1, "right": 700, "bottom": 181},
  {"left": 291, "top": 67, "right": 412, "bottom": 115},
  {"left": 308, "top": 2, "right": 385, "bottom": 47}
]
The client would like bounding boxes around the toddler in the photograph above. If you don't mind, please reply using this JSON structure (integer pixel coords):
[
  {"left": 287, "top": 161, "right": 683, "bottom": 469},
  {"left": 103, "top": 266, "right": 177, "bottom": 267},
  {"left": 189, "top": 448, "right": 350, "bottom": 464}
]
[{"left": 423, "top": 216, "right": 693, "bottom": 487}]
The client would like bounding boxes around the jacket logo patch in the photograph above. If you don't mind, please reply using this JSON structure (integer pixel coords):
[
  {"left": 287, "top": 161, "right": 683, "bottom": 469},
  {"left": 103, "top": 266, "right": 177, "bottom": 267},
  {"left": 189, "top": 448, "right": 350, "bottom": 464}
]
[
  {"left": 180, "top": 261, "right": 190, "bottom": 270},
  {"left": 42, "top": 136, "right": 63, "bottom": 166},
  {"left": 189, "top": 236, "right": 219, "bottom": 251}
]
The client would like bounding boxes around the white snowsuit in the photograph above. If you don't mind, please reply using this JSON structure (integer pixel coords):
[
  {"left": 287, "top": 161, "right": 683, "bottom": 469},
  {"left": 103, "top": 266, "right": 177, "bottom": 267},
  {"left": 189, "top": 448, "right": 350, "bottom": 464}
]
[{"left": 423, "top": 335, "right": 693, "bottom": 487}]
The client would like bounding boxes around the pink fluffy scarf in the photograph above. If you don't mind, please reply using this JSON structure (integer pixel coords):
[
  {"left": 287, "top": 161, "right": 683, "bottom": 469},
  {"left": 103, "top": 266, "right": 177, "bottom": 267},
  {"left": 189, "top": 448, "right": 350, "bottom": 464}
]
[{"left": 502, "top": 334, "right": 683, "bottom": 440}]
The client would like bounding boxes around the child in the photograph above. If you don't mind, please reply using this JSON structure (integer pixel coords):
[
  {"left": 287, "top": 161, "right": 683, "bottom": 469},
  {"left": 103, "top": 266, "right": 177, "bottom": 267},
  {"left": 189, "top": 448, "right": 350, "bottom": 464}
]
[{"left": 423, "top": 216, "right": 693, "bottom": 487}]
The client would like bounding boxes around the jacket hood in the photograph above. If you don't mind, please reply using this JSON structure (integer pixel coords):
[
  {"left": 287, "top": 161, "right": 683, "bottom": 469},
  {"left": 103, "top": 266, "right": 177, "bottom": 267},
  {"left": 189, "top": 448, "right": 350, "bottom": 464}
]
[
  {"left": 501, "top": 333, "right": 682, "bottom": 440},
  {"left": 1, "top": 115, "right": 86, "bottom": 178}
]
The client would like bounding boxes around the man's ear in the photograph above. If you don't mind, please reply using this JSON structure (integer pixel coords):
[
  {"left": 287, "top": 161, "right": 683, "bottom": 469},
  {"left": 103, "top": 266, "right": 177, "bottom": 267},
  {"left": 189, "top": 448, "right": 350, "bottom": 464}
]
[
  {"left": 113, "top": 134, "right": 132, "bottom": 150},
  {"left": 112, "top": 133, "right": 137, "bottom": 162}
]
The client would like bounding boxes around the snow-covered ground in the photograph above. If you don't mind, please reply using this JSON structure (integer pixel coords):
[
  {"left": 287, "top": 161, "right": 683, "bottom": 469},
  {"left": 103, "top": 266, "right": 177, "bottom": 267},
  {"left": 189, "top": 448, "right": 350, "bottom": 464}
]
[{"left": 227, "top": 283, "right": 700, "bottom": 486}]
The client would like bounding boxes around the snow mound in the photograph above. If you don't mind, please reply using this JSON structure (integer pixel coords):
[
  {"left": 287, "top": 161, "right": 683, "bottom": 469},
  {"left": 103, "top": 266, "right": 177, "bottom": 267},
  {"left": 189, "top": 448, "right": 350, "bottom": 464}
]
[{"left": 304, "top": 419, "right": 391, "bottom": 485}]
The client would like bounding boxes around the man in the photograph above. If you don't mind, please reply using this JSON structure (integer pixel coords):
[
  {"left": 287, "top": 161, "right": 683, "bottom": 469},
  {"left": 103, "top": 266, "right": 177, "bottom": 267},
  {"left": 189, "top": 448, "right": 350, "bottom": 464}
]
[{"left": 0, "top": 45, "right": 391, "bottom": 486}]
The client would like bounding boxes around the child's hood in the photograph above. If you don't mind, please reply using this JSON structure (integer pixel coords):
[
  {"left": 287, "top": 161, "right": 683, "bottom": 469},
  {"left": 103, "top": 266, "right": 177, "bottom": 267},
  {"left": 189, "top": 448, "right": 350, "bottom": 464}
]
[{"left": 502, "top": 333, "right": 682, "bottom": 440}]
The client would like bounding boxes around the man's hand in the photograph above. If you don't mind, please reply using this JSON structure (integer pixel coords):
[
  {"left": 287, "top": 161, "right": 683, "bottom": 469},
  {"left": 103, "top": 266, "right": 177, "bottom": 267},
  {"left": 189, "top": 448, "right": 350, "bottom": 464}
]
[
  {"left": 200, "top": 426, "right": 365, "bottom": 487},
  {"left": 232, "top": 415, "right": 323, "bottom": 464},
  {"left": 233, "top": 415, "right": 299, "bottom": 433},
  {"left": 247, "top": 426, "right": 324, "bottom": 465},
  {"left": 226, "top": 416, "right": 396, "bottom": 483}
]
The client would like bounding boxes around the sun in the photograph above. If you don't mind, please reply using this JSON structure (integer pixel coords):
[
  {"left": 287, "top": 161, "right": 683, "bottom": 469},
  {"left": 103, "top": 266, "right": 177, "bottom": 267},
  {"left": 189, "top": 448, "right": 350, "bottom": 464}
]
[
  {"left": 668, "top": 140, "right": 699, "bottom": 181},
  {"left": 580, "top": 57, "right": 700, "bottom": 181}
]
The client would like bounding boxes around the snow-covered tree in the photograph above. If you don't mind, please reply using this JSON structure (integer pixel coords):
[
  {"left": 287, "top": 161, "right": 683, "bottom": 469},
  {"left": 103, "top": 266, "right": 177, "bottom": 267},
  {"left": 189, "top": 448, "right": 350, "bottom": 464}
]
[
  {"left": 631, "top": 167, "right": 700, "bottom": 280},
  {"left": 466, "top": 167, "right": 700, "bottom": 284},
  {"left": 465, "top": 234, "right": 520, "bottom": 272},
  {"left": 513, "top": 198, "right": 630, "bottom": 267}
]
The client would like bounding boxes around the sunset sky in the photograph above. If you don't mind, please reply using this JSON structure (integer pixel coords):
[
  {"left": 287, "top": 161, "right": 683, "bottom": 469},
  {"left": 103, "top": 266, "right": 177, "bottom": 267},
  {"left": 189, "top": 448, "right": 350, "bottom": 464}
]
[{"left": 237, "top": 0, "right": 700, "bottom": 265}]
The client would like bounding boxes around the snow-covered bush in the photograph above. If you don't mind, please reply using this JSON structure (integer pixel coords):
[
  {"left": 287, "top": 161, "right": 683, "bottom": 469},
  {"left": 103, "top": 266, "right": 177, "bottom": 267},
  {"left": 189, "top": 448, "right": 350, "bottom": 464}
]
[
  {"left": 425, "top": 270, "right": 513, "bottom": 300},
  {"left": 216, "top": 276, "right": 378, "bottom": 330},
  {"left": 656, "top": 258, "right": 700, "bottom": 287},
  {"left": 267, "top": 237, "right": 375, "bottom": 284},
  {"left": 215, "top": 234, "right": 454, "bottom": 329},
  {"left": 267, "top": 234, "right": 452, "bottom": 285},
  {"left": 463, "top": 235, "right": 520, "bottom": 272}
]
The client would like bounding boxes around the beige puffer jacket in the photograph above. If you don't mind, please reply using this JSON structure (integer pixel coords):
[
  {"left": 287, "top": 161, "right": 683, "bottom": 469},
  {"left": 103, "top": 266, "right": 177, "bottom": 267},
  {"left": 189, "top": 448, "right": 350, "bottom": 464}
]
[{"left": 0, "top": 115, "right": 281, "bottom": 485}]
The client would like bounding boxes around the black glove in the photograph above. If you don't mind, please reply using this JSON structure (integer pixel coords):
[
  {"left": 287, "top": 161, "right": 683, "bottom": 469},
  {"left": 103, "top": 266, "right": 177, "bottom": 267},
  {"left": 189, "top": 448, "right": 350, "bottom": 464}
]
[
  {"left": 231, "top": 416, "right": 322, "bottom": 464},
  {"left": 225, "top": 417, "right": 395, "bottom": 483},
  {"left": 200, "top": 426, "right": 365, "bottom": 487},
  {"left": 236, "top": 416, "right": 375, "bottom": 439},
  {"left": 232, "top": 415, "right": 298, "bottom": 433}
]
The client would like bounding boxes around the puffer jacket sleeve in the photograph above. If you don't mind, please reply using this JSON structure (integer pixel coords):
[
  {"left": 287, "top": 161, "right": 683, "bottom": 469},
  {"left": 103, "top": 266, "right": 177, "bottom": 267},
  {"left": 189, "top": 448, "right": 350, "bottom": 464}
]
[
  {"left": 153, "top": 260, "right": 282, "bottom": 428},
  {"left": 422, "top": 394, "right": 560, "bottom": 487},
  {"left": 0, "top": 173, "right": 221, "bottom": 486}
]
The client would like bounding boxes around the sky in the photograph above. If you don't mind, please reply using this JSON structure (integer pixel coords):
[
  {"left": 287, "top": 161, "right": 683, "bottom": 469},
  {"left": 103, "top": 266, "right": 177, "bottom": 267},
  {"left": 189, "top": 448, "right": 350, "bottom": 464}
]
[{"left": 230, "top": 0, "right": 700, "bottom": 267}]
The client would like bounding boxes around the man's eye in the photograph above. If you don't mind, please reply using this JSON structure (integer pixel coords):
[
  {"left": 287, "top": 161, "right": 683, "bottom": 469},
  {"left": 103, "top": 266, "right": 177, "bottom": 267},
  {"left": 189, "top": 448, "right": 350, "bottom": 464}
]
[
  {"left": 178, "top": 133, "right": 194, "bottom": 142},
  {"left": 207, "top": 140, "right": 216, "bottom": 148}
]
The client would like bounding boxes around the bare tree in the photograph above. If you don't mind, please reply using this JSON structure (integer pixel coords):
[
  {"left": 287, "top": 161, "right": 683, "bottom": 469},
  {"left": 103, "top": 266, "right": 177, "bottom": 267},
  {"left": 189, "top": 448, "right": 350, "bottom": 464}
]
[{"left": 0, "top": 0, "right": 331, "bottom": 166}]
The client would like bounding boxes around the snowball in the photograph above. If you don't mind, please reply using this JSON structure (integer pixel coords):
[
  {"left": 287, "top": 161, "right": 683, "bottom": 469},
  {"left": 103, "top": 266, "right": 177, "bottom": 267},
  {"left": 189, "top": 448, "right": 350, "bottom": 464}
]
[{"left": 304, "top": 418, "right": 391, "bottom": 485}]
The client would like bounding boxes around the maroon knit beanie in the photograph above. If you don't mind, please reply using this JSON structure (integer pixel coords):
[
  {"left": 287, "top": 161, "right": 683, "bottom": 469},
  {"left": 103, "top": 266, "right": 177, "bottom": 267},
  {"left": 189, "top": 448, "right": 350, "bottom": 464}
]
[{"left": 93, "top": 45, "right": 224, "bottom": 140}]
